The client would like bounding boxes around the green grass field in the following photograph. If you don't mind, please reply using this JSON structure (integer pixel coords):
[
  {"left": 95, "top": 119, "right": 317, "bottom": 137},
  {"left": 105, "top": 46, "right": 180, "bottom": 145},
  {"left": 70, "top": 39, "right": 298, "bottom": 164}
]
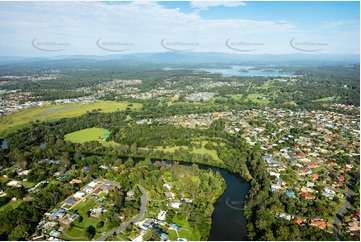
[
  {"left": 171, "top": 215, "right": 201, "bottom": 240},
  {"left": 0, "top": 100, "right": 142, "bottom": 138},
  {"left": 227, "top": 94, "right": 244, "bottom": 100},
  {"left": 154, "top": 141, "right": 222, "bottom": 163},
  {"left": 0, "top": 200, "right": 24, "bottom": 212},
  {"left": 246, "top": 93, "right": 271, "bottom": 104},
  {"left": 64, "top": 128, "right": 110, "bottom": 144}
]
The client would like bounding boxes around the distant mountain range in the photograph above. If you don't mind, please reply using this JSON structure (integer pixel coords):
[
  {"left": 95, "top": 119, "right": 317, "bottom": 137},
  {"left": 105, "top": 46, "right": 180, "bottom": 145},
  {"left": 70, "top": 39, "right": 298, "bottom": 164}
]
[{"left": 0, "top": 52, "right": 359, "bottom": 65}]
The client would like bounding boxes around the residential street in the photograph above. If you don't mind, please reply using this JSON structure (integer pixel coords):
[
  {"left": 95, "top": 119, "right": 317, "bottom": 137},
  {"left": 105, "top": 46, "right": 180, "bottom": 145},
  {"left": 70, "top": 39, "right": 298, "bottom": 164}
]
[{"left": 332, "top": 167, "right": 359, "bottom": 240}]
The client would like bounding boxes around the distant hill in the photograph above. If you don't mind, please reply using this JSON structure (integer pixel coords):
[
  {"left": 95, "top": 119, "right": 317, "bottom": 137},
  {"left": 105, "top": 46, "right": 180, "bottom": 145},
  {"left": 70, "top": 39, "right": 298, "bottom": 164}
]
[{"left": 0, "top": 52, "right": 359, "bottom": 66}]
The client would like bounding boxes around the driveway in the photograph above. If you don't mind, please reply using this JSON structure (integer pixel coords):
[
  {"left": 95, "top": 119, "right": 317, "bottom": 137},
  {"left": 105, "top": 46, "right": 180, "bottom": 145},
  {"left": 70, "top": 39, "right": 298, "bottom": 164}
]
[{"left": 96, "top": 186, "right": 148, "bottom": 241}]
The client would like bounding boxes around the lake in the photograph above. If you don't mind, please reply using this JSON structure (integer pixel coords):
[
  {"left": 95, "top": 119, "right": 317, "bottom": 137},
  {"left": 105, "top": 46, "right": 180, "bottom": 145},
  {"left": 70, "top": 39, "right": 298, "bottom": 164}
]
[{"left": 197, "top": 66, "right": 293, "bottom": 77}]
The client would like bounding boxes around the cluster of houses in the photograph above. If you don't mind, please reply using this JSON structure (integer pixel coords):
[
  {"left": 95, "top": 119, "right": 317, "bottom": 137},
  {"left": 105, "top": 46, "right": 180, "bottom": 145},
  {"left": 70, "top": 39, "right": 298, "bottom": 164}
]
[
  {"left": 127, "top": 179, "right": 192, "bottom": 241},
  {"left": 136, "top": 106, "right": 359, "bottom": 233},
  {"left": 0, "top": 93, "right": 95, "bottom": 115},
  {"left": 162, "top": 180, "right": 192, "bottom": 210},
  {"left": 277, "top": 210, "right": 360, "bottom": 236},
  {"left": 276, "top": 213, "right": 332, "bottom": 230},
  {"left": 184, "top": 92, "right": 215, "bottom": 101},
  {"left": 124, "top": 88, "right": 179, "bottom": 100},
  {"left": 31, "top": 179, "right": 117, "bottom": 241},
  {"left": 132, "top": 214, "right": 187, "bottom": 241},
  {"left": 80, "top": 79, "right": 142, "bottom": 99},
  {"left": 347, "top": 211, "right": 360, "bottom": 237}
]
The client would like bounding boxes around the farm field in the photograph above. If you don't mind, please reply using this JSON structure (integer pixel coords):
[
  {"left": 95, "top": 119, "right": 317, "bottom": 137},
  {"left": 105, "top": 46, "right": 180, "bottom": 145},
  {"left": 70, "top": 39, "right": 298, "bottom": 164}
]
[
  {"left": 64, "top": 128, "right": 110, "bottom": 144},
  {"left": 0, "top": 100, "right": 142, "bottom": 138}
]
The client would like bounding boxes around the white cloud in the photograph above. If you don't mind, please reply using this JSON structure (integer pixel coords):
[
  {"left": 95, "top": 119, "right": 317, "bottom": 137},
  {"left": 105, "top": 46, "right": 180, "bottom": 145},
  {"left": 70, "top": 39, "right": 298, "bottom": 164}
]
[
  {"left": 190, "top": 1, "right": 246, "bottom": 10},
  {"left": 322, "top": 20, "right": 359, "bottom": 29},
  {"left": 0, "top": 1, "right": 358, "bottom": 55}
]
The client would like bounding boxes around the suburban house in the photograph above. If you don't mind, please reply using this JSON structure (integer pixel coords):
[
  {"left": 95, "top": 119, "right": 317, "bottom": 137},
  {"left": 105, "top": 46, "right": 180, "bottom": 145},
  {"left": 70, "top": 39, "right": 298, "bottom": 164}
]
[
  {"left": 83, "top": 186, "right": 93, "bottom": 194},
  {"left": 300, "top": 192, "right": 316, "bottom": 200},
  {"left": 90, "top": 206, "right": 107, "bottom": 218},
  {"left": 293, "top": 217, "right": 305, "bottom": 225},
  {"left": 168, "top": 202, "right": 182, "bottom": 209},
  {"left": 163, "top": 183, "right": 171, "bottom": 190},
  {"left": 49, "top": 208, "right": 66, "bottom": 221},
  {"left": 74, "top": 191, "right": 85, "bottom": 200},
  {"left": 6, "top": 180, "right": 21, "bottom": 187},
  {"left": 310, "top": 219, "right": 331, "bottom": 230},
  {"left": 310, "top": 173, "right": 319, "bottom": 181},
  {"left": 127, "top": 190, "right": 135, "bottom": 197},
  {"left": 158, "top": 210, "right": 167, "bottom": 221},
  {"left": 70, "top": 179, "right": 82, "bottom": 184},
  {"left": 164, "top": 192, "right": 175, "bottom": 200},
  {"left": 64, "top": 197, "right": 76, "bottom": 205},
  {"left": 69, "top": 213, "right": 80, "bottom": 222}
]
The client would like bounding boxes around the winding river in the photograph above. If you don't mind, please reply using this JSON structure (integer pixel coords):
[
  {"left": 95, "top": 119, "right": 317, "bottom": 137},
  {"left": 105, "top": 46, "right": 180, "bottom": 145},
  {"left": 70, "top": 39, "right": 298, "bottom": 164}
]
[{"left": 209, "top": 168, "right": 250, "bottom": 241}]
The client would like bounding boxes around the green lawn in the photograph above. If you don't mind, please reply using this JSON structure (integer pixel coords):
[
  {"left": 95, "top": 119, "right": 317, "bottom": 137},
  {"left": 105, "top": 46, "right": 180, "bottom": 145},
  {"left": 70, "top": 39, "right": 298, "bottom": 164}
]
[
  {"left": 168, "top": 230, "right": 178, "bottom": 241},
  {"left": 0, "top": 200, "right": 24, "bottom": 212},
  {"left": 155, "top": 144, "right": 222, "bottom": 163},
  {"left": 64, "top": 128, "right": 110, "bottom": 144},
  {"left": 72, "top": 197, "right": 97, "bottom": 215},
  {"left": 284, "top": 101, "right": 297, "bottom": 106},
  {"left": 70, "top": 197, "right": 113, "bottom": 233},
  {"left": 227, "top": 94, "right": 244, "bottom": 100},
  {"left": 62, "top": 227, "right": 86, "bottom": 240},
  {"left": 246, "top": 93, "right": 270, "bottom": 104},
  {"left": 0, "top": 100, "right": 142, "bottom": 138},
  {"left": 171, "top": 215, "right": 201, "bottom": 241},
  {"left": 21, "top": 181, "right": 35, "bottom": 189}
]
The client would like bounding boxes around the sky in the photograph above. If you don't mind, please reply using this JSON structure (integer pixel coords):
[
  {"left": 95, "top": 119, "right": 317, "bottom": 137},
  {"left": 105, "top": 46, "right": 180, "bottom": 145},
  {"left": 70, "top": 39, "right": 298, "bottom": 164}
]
[{"left": 0, "top": 0, "right": 359, "bottom": 56}]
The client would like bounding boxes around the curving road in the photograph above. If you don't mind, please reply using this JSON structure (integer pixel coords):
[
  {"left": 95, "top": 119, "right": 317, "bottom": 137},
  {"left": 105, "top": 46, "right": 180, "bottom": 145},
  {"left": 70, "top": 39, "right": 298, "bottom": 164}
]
[
  {"left": 96, "top": 186, "right": 148, "bottom": 241},
  {"left": 332, "top": 167, "right": 359, "bottom": 240}
]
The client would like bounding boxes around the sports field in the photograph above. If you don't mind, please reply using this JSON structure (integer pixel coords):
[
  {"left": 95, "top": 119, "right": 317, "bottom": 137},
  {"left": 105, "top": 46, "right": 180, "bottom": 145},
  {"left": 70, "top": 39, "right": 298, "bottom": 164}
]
[
  {"left": 0, "top": 100, "right": 142, "bottom": 138},
  {"left": 64, "top": 128, "right": 110, "bottom": 143}
]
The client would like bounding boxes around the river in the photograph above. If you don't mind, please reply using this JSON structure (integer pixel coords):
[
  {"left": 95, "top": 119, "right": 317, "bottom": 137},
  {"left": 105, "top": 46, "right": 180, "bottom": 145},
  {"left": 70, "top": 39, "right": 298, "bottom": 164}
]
[{"left": 209, "top": 168, "right": 251, "bottom": 241}]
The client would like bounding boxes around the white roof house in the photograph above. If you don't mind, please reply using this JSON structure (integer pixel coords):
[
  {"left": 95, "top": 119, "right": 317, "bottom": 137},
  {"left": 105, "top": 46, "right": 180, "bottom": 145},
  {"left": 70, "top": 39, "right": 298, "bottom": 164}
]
[
  {"left": 7, "top": 180, "right": 21, "bottom": 187},
  {"left": 83, "top": 186, "right": 93, "bottom": 194},
  {"left": 74, "top": 192, "right": 85, "bottom": 200},
  {"left": 158, "top": 210, "right": 167, "bottom": 221},
  {"left": 88, "top": 181, "right": 98, "bottom": 188},
  {"left": 269, "top": 172, "right": 280, "bottom": 179},
  {"left": 163, "top": 183, "right": 171, "bottom": 190},
  {"left": 168, "top": 202, "right": 182, "bottom": 209}
]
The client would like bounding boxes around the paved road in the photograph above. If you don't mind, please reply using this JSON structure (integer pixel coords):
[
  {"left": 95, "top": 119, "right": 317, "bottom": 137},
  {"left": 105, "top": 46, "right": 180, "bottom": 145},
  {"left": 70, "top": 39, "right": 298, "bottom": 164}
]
[
  {"left": 332, "top": 167, "right": 359, "bottom": 240},
  {"left": 96, "top": 186, "right": 148, "bottom": 241}
]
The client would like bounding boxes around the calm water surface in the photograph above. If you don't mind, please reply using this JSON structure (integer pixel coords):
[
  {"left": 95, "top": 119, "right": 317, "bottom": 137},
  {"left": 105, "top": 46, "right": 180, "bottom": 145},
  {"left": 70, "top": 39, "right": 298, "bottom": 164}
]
[{"left": 209, "top": 168, "right": 251, "bottom": 241}]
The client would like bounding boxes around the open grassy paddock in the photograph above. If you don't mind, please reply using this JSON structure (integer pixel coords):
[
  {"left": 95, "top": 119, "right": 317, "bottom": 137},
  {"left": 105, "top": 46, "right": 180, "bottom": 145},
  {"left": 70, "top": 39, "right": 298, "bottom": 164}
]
[
  {"left": 64, "top": 128, "right": 110, "bottom": 144},
  {"left": 0, "top": 100, "right": 142, "bottom": 138}
]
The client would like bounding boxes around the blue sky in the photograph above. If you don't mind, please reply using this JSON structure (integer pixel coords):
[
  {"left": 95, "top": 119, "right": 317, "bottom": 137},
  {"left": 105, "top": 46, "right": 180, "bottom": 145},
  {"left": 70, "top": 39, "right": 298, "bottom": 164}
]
[{"left": 0, "top": 1, "right": 359, "bottom": 56}]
